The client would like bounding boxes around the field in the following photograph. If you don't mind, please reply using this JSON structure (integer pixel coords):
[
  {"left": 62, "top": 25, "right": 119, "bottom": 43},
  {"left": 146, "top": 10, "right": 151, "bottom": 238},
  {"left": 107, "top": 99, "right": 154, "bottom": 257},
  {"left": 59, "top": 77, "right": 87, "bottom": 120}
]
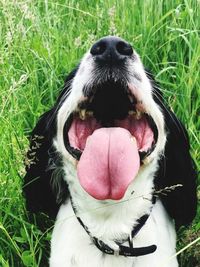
[{"left": 0, "top": 0, "right": 199, "bottom": 266}]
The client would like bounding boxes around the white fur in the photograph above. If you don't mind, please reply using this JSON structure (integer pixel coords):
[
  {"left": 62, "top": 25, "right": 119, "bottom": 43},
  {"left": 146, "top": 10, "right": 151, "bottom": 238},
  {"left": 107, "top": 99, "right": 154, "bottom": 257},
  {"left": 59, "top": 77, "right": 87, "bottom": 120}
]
[
  {"left": 51, "top": 41, "right": 178, "bottom": 267},
  {"left": 50, "top": 199, "right": 178, "bottom": 267},
  {"left": 50, "top": 155, "right": 178, "bottom": 267}
]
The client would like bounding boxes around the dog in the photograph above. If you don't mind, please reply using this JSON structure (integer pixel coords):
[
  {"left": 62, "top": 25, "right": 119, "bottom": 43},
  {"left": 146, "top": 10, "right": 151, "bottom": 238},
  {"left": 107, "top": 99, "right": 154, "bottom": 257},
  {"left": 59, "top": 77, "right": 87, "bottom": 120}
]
[{"left": 24, "top": 36, "right": 197, "bottom": 267}]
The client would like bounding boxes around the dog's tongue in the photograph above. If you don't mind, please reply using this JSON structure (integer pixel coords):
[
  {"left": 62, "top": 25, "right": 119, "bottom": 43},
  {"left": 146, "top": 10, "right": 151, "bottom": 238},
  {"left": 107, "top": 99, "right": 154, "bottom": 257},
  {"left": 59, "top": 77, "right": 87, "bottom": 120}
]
[{"left": 77, "top": 128, "right": 140, "bottom": 200}]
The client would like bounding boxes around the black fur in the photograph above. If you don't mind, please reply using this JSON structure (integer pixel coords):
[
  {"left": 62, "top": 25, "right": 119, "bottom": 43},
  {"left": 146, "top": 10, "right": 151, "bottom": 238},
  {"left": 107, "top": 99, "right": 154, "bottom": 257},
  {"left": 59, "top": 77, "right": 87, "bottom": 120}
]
[
  {"left": 23, "top": 109, "right": 60, "bottom": 218},
  {"left": 155, "top": 108, "right": 197, "bottom": 228},
  {"left": 23, "top": 67, "right": 197, "bottom": 228},
  {"left": 23, "top": 69, "right": 78, "bottom": 218},
  {"left": 149, "top": 73, "right": 197, "bottom": 228}
]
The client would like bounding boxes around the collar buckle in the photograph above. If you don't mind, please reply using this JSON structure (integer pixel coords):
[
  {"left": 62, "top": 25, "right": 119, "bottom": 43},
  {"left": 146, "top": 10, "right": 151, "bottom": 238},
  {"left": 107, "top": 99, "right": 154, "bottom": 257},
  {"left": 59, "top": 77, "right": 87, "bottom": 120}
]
[{"left": 114, "top": 247, "right": 120, "bottom": 256}]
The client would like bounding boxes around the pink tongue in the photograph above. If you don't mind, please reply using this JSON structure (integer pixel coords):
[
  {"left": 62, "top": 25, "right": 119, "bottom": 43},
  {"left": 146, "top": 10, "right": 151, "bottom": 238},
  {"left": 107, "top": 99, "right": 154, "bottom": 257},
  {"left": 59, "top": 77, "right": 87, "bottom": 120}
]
[{"left": 77, "top": 128, "right": 140, "bottom": 200}]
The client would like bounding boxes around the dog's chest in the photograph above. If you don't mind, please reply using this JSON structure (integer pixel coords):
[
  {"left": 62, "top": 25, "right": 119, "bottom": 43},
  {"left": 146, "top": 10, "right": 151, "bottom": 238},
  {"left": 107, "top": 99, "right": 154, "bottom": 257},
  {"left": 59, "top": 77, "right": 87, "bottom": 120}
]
[{"left": 50, "top": 201, "right": 178, "bottom": 267}]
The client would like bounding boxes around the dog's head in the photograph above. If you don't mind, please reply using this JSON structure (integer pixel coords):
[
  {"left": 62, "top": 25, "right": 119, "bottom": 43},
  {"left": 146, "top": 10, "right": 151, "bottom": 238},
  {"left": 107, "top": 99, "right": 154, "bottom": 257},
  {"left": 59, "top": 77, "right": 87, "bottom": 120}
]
[
  {"left": 24, "top": 36, "right": 197, "bottom": 227},
  {"left": 56, "top": 36, "right": 166, "bottom": 202}
]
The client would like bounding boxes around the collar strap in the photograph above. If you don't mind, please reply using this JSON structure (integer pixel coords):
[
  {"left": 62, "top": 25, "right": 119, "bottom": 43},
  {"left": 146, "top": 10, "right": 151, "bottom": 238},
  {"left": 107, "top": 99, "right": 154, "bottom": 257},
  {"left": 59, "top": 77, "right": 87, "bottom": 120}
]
[
  {"left": 71, "top": 196, "right": 157, "bottom": 257},
  {"left": 93, "top": 236, "right": 157, "bottom": 257}
]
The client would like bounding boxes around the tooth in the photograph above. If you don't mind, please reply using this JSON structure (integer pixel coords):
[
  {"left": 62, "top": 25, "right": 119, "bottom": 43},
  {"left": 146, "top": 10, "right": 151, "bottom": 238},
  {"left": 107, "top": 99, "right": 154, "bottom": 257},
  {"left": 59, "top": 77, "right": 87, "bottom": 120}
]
[
  {"left": 87, "top": 111, "right": 93, "bottom": 117},
  {"left": 143, "top": 156, "right": 153, "bottom": 165},
  {"left": 136, "top": 111, "right": 142, "bottom": 119},
  {"left": 80, "top": 109, "right": 86, "bottom": 120},
  {"left": 130, "top": 136, "right": 136, "bottom": 143},
  {"left": 129, "top": 111, "right": 136, "bottom": 116}
]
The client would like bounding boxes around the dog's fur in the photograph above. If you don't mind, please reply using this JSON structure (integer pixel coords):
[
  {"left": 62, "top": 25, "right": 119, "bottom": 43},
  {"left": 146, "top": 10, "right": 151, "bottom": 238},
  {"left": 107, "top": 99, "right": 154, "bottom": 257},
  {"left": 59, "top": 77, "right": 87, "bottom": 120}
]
[{"left": 24, "top": 36, "right": 197, "bottom": 267}]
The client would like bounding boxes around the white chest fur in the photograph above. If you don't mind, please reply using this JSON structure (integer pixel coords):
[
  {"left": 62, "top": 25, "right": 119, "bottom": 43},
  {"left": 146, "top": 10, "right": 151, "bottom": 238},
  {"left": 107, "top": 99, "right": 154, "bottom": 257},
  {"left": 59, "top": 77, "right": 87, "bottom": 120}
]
[{"left": 50, "top": 200, "right": 178, "bottom": 267}]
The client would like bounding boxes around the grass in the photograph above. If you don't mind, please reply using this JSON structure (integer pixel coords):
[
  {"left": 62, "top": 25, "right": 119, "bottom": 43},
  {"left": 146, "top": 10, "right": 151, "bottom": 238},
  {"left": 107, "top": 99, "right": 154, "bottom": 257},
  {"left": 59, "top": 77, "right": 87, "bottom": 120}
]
[{"left": 0, "top": 0, "right": 199, "bottom": 266}]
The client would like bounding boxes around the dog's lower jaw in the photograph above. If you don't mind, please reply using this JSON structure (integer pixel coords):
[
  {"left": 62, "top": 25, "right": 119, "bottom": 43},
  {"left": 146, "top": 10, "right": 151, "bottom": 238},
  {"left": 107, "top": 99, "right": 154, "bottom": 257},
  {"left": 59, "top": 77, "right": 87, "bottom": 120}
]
[{"left": 50, "top": 199, "right": 178, "bottom": 267}]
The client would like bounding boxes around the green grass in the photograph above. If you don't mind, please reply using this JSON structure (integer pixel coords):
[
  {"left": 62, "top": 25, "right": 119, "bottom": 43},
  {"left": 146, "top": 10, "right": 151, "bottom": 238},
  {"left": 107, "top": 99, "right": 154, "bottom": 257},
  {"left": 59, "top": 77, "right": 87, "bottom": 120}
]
[{"left": 0, "top": 0, "right": 199, "bottom": 266}]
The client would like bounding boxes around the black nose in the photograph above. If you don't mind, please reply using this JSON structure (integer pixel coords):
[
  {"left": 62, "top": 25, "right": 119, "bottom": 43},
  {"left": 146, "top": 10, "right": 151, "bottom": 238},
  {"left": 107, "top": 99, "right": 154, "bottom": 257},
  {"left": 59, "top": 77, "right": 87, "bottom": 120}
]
[{"left": 90, "top": 36, "right": 133, "bottom": 64}]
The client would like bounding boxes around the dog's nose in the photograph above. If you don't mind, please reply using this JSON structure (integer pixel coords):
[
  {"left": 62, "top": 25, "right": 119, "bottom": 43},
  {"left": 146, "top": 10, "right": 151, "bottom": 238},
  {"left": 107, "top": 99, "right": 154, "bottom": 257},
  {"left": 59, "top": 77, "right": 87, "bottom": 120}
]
[{"left": 90, "top": 36, "right": 133, "bottom": 64}]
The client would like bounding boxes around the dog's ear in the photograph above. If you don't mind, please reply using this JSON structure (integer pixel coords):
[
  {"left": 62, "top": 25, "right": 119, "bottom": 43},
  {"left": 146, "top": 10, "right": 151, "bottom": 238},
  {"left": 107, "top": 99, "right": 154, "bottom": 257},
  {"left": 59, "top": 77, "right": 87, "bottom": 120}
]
[
  {"left": 154, "top": 103, "right": 197, "bottom": 229},
  {"left": 23, "top": 109, "right": 68, "bottom": 218},
  {"left": 23, "top": 68, "right": 78, "bottom": 218}
]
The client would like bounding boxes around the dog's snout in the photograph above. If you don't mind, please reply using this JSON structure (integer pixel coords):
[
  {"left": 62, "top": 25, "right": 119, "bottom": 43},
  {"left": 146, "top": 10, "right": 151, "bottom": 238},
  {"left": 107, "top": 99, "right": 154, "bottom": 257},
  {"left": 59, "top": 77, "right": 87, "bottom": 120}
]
[{"left": 90, "top": 36, "right": 133, "bottom": 64}]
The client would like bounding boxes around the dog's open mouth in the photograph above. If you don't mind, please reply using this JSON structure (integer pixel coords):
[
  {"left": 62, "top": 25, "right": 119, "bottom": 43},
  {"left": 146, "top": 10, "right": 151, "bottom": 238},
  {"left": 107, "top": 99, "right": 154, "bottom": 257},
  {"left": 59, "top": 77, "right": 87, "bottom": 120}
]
[{"left": 63, "top": 80, "right": 158, "bottom": 200}]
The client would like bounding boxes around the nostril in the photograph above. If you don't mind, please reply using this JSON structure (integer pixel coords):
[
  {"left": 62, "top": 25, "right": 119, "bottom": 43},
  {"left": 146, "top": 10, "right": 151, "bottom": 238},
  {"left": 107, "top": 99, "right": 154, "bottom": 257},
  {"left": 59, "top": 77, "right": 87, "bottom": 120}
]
[
  {"left": 90, "top": 37, "right": 133, "bottom": 63},
  {"left": 90, "top": 41, "right": 107, "bottom": 56},
  {"left": 116, "top": 41, "right": 133, "bottom": 56}
]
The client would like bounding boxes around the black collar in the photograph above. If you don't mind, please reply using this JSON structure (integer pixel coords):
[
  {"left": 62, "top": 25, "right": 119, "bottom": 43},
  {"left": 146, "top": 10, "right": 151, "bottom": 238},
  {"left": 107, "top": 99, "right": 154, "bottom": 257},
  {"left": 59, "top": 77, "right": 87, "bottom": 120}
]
[{"left": 70, "top": 196, "right": 157, "bottom": 257}]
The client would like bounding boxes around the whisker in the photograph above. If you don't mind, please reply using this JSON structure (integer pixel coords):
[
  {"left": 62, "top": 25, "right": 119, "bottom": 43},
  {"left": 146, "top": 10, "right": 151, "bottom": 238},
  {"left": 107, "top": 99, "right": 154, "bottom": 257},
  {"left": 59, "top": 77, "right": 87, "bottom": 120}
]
[{"left": 56, "top": 184, "right": 183, "bottom": 225}]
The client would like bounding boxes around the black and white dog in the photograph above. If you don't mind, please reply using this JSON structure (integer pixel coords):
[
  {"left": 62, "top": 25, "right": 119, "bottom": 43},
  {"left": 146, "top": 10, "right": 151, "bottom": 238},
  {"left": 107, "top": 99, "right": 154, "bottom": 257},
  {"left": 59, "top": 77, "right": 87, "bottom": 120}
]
[{"left": 24, "top": 36, "right": 197, "bottom": 267}]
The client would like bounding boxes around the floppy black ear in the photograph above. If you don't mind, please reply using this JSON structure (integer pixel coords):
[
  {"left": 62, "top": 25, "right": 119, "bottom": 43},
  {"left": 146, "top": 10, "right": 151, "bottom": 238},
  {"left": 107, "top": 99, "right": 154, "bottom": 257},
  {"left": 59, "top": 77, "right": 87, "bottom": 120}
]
[
  {"left": 155, "top": 104, "right": 197, "bottom": 228},
  {"left": 23, "top": 109, "right": 68, "bottom": 218},
  {"left": 23, "top": 68, "right": 78, "bottom": 218}
]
